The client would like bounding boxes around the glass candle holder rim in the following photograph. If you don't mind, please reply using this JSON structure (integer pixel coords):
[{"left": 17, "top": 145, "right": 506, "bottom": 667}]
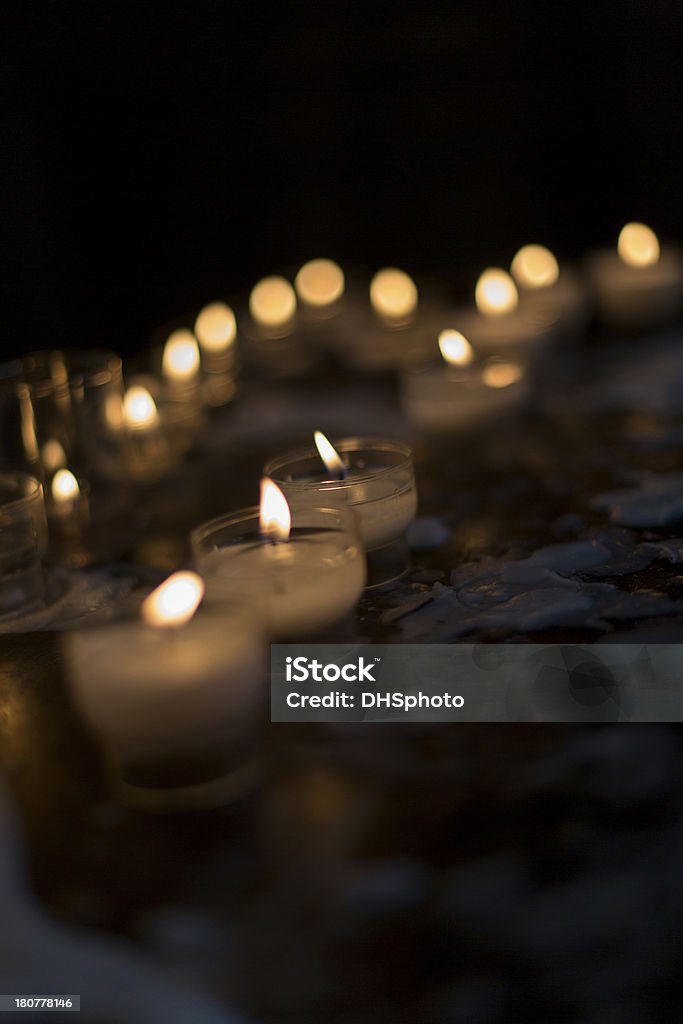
[
  {"left": 0, "top": 471, "right": 43, "bottom": 512},
  {"left": 263, "top": 436, "right": 414, "bottom": 489},
  {"left": 10, "top": 348, "right": 122, "bottom": 393},
  {"left": 191, "top": 503, "right": 360, "bottom": 555}
]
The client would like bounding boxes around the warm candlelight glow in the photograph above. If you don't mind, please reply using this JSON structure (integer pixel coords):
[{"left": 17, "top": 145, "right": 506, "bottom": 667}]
[
  {"left": 314, "top": 430, "right": 346, "bottom": 478},
  {"left": 482, "top": 361, "right": 524, "bottom": 388},
  {"left": 162, "top": 330, "right": 200, "bottom": 381},
  {"left": 260, "top": 478, "right": 291, "bottom": 542},
  {"left": 42, "top": 439, "right": 67, "bottom": 474},
  {"left": 194, "top": 302, "right": 237, "bottom": 353},
  {"left": 475, "top": 269, "right": 519, "bottom": 318},
  {"left": 369, "top": 268, "right": 418, "bottom": 324},
  {"left": 249, "top": 276, "right": 297, "bottom": 330},
  {"left": 618, "top": 222, "right": 660, "bottom": 268},
  {"left": 510, "top": 245, "right": 560, "bottom": 289},
  {"left": 123, "top": 386, "right": 158, "bottom": 429},
  {"left": 295, "top": 259, "right": 345, "bottom": 308},
  {"left": 438, "top": 329, "right": 475, "bottom": 367},
  {"left": 141, "top": 571, "right": 205, "bottom": 629},
  {"left": 51, "top": 468, "right": 79, "bottom": 504}
]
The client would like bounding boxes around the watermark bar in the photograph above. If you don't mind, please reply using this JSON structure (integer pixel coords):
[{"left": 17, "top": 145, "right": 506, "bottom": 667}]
[{"left": 271, "top": 644, "right": 683, "bottom": 723}]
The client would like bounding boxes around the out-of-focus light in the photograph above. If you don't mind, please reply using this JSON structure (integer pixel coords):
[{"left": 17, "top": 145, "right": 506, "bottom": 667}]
[
  {"left": 475, "top": 269, "right": 519, "bottom": 318},
  {"left": 618, "top": 223, "right": 660, "bottom": 268},
  {"left": 141, "top": 571, "right": 204, "bottom": 629},
  {"left": 51, "top": 468, "right": 79, "bottom": 504},
  {"left": 369, "top": 268, "right": 418, "bottom": 324},
  {"left": 123, "top": 386, "right": 158, "bottom": 429},
  {"left": 295, "top": 259, "right": 345, "bottom": 309},
  {"left": 162, "top": 330, "right": 200, "bottom": 381},
  {"left": 482, "top": 361, "right": 524, "bottom": 388},
  {"left": 511, "top": 245, "right": 559, "bottom": 289},
  {"left": 438, "top": 329, "right": 475, "bottom": 367},
  {"left": 249, "top": 277, "right": 297, "bottom": 329},
  {"left": 194, "top": 302, "right": 237, "bottom": 353}
]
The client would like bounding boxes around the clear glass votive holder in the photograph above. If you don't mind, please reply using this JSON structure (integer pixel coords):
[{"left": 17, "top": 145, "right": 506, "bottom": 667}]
[
  {"left": 0, "top": 361, "right": 41, "bottom": 477},
  {"left": 0, "top": 473, "right": 48, "bottom": 619},
  {"left": 191, "top": 504, "right": 366, "bottom": 638},
  {"left": 63, "top": 604, "right": 266, "bottom": 813},
  {"left": 65, "top": 348, "right": 125, "bottom": 480},
  {"left": 263, "top": 437, "right": 417, "bottom": 587}
]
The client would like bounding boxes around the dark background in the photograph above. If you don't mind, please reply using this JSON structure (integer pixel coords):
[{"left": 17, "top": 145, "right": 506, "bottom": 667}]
[{"left": 3, "top": 1, "right": 682, "bottom": 357}]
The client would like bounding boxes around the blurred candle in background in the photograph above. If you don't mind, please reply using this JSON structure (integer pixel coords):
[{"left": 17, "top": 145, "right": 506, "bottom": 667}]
[
  {"left": 511, "top": 244, "right": 589, "bottom": 340},
  {"left": 586, "top": 222, "right": 683, "bottom": 330},
  {"left": 249, "top": 276, "right": 297, "bottom": 338}
]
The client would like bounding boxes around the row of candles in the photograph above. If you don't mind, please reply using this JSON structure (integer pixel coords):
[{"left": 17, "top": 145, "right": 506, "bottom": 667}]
[{"left": 2, "top": 221, "right": 682, "bottom": 808}]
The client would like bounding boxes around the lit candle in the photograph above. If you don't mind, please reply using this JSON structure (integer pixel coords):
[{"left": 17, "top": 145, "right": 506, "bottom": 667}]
[
  {"left": 263, "top": 437, "right": 417, "bottom": 586},
  {"left": 586, "top": 223, "right": 683, "bottom": 330},
  {"left": 50, "top": 468, "right": 80, "bottom": 517},
  {"left": 63, "top": 571, "right": 265, "bottom": 809},
  {"left": 400, "top": 330, "right": 528, "bottom": 433},
  {"left": 295, "top": 259, "right": 345, "bottom": 317},
  {"left": 162, "top": 329, "right": 201, "bottom": 400},
  {"left": 192, "top": 480, "right": 366, "bottom": 637},
  {"left": 194, "top": 301, "right": 238, "bottom": 405},
  {"left": 454, "top": 267, "right": 553, "bottom": 357},
  {"left": 510, "top": 244, "right": 589, "bottom": 339}
]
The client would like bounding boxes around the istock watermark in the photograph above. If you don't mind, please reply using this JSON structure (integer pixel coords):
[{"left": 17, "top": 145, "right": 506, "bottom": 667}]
[{"left": 271, "top": 643, "right": 683, "bottom": 723}]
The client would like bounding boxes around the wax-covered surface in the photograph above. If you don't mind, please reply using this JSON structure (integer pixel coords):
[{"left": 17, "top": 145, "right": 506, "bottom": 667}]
[{"left": 2, "top": 327, "right": 683, "bottom": 1021}]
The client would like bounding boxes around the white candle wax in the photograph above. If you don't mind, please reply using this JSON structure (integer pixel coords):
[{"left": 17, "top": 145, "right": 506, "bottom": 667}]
[
  {"left": 510, "top": 247, "right": 590, "bottom": 339},
  {"left": 586, "top": 243, "right": 683, "bottom": 330},
  {"left": 199, "top": 533, "right": 366, "bottom": 638},
  {"left": 453, "top": 305, "right": 552, "bottom": 358},
  {"left": 64, "top": 607, "right": 264, "bottom": 765}
]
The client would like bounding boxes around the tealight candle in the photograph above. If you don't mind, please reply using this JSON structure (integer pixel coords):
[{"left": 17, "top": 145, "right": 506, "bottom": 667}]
[
  {"left": 121, "top": 374, "right": 204, "bottom": 476},
  {"left": 586, "top": 223, "right": 683, "bottom": 330},
  {"left": 510, "top": 244, "right": 590, "bottom": 340},
  {"left": 192, "top": 480, "right": 366, "bottom": 637},
  {"left": 370, "top": 267, "right": 418, "bottom": 327},
  {"left": 245, "top": 275, "right": 322, "bottom": 378},
  {"left": 400, "top": 330, "right": 529, "bottom": 434},
  {"left": 263, "top": 436, "right": 417, "bottom": 586},
  {"left": 162, "top": 328, "right": 201, "bottom": 403},
  {"left": 194, "top": 301, "right": 238, "bottom": 406},
  {"left": 454, "top": 267, "right": 553, "bottom": 358},
  {"left": 63, "top": 571, "right": 265, "bottom": 811}
]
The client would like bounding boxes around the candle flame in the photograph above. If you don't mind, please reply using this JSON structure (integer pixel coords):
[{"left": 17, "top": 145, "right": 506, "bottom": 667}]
[
  {"left": 51, "top": 468, "right": 79, "bottom": 504},
  {"left": 618, "top": 222, "right": 660, "bottom": 268},
  {"left": 369, "top": 268, "right": 418, "bottom": 324},
  {"left": 249, "top": 276, "right": 297, "bottom": 329},
  {"left": 295, "top": 259, "right": 345, "bottom": 308},
  {"left": 438, "top": 329, "right": 474, "bottom": 367},
  {"left": 482, "top": 361, "right": 524, "bottom": 389},
  {"left": 510, "top": 244, "right": 559, "bottom": 289},
  {"left": 475, "top": 268, "right": 519, "bottom": 318},
  {"left": 260, "top": 478, "right": 291, "bottom": 542},
  {"left": 314, "top": 430, "right": 346, "bottom": 478},
  {"left": 141, "top": 571, "right": 205, "bottom": 629},
  {"left": 162, "top": 329, "right": 200, "bottom": 381},
  {"left": 42, "top": 439, "right": 67, "bottom": 473},
  {"left": 194, "top": 302, "right": 237, "bottom": 353},
  {"left": 123, "top": 386, "right": 158, "bottom": 429}
]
